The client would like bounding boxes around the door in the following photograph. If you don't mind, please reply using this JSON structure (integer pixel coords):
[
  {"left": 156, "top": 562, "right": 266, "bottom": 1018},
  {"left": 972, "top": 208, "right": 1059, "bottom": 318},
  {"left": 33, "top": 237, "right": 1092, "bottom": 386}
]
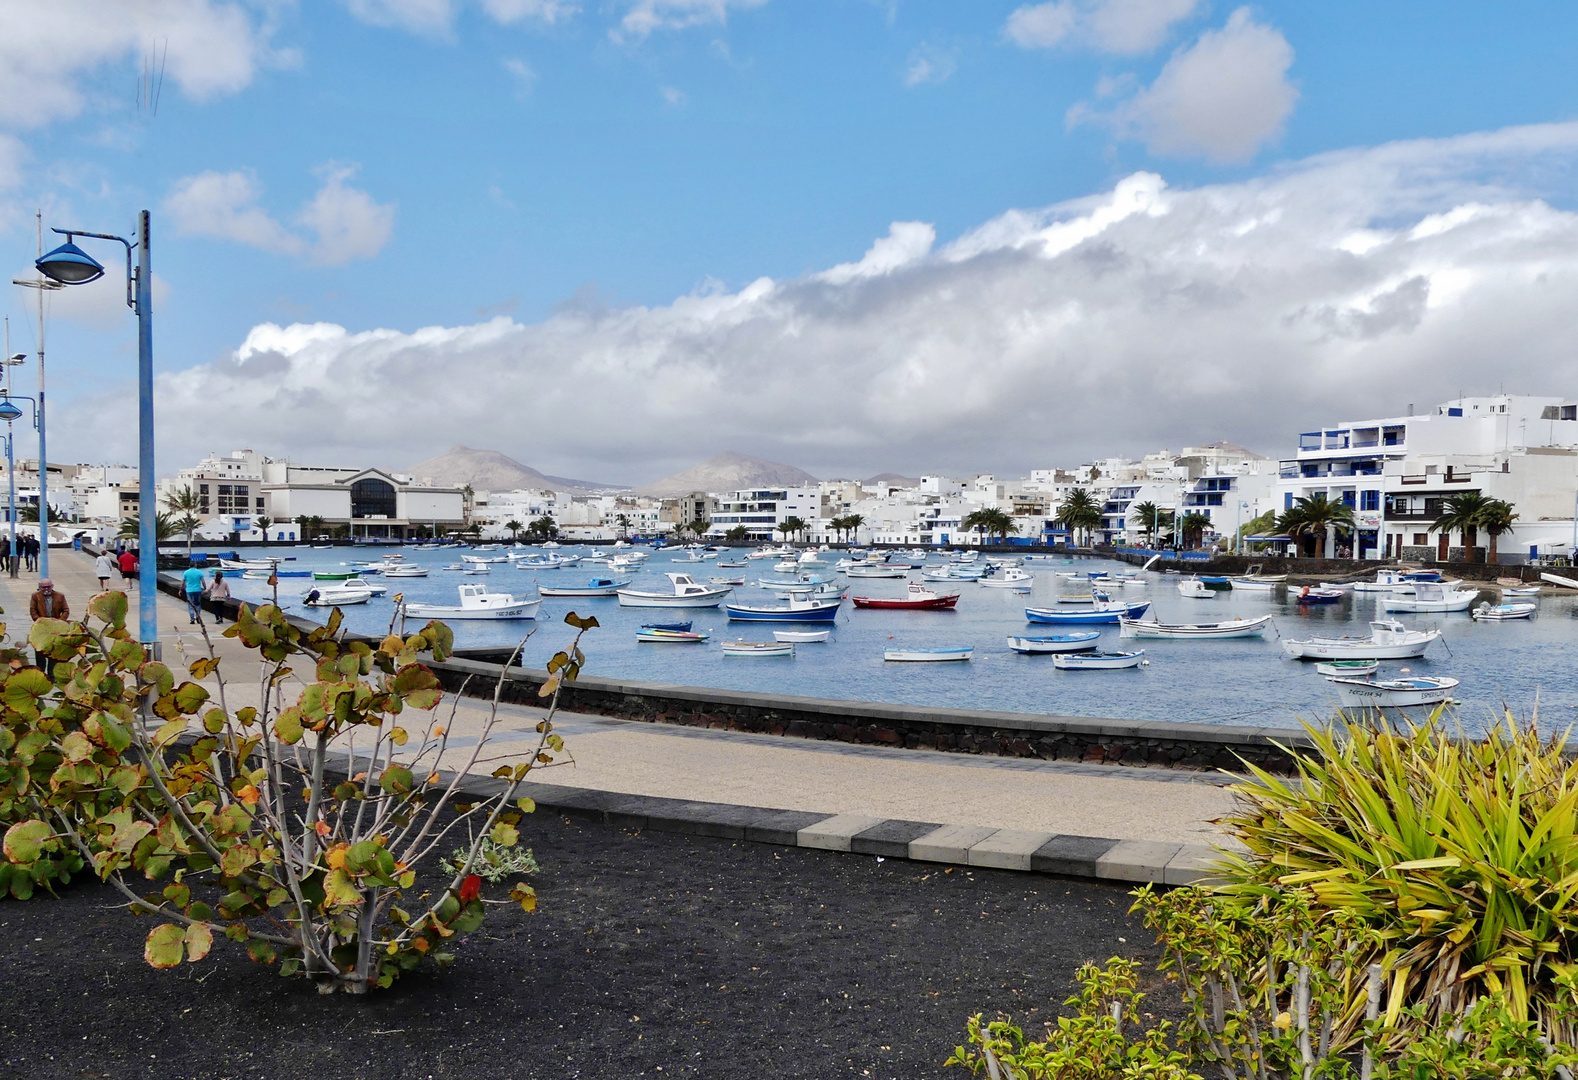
[{"left": 1437, "top": 533, "right": 1449, "bottom": 562}]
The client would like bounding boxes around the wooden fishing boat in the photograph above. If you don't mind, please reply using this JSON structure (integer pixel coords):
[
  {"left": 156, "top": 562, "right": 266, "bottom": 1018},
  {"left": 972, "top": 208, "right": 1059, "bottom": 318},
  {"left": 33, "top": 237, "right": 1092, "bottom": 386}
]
[
  {"left": 539, "top": 577, "right": 629, "bottom": 597},
  {"left": 1118, "top": 614, "right": 1274, "bottom": 639},
  {"left": 1314, "top": 659, "right": 1380, "bottom": 677},
  {"left": 1005, "top": 633, "right": 1100, "bottom": 654},
  {"left": 617, "top": 573, "right": 733, "bottom": 608},
  {"left": 636, "top": 628, "right": 708, "bottom": 643},
  {"left": 773, "top": 629, "right": 830, "bottom": 643},
  {"left": 1025, "top": 600, "right": 1150, "bottom": 625},
  {"left": 1281, "top": 619, "right": 1439, "bottom": 660},
  {"left": 852, "top": 583, "right": 961, "bottom": 610},
  {"left": 402, "top": 584, "right": 539, "bottom": 620},
  {"left": 1329, "top": 675, "right": 1459, "bottom": 708},
  {"left": 883, "top": 646, "right": 972, "bottom": 662},
  {"left": 1471, "top": 601, "right": 1536, "bottom": 621},
  {"left": 721, "top": 640, "right": 795, "bottom": 658},
  {"left": 1051, "top": 650, "right": 1147, "bottom": 670}
]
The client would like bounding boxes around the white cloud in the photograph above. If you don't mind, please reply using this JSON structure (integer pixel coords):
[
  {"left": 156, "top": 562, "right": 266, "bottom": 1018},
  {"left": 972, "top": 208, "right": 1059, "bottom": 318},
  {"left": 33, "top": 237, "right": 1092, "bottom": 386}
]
[
  {"left": 0, "top": 0, "right": 287, "bottom": 131},
  {"left": 903, "top": 44, "right": 957, "bottom": 88},
  {"left": 1006, "top": 0, "right": 1199, "bottom": 55},
  {"left": 344, "top": 0, "right": 456, "bottom": 35},
  {"left": 1081, "top": 8, "right": 1298, "bottom": 164},
  {"left": 163, "top": 170, "right": 307, "bottom": 255},
  {"left": 162, "top": 165, "right": 394, "bottom": 265},
  {"left": 503, "top": 57, "right": 538, "bottom": 97},
  {"left": 478, "top": 0, "right": 579, "bottom": 23},
  {"left": 614, "top": 0, "right": 769, "bottom": 42},
  {"left": 60, "top": 122, "right": 1578, "bottom": 481},
  {"left": 661, "top": 85, "right": 687, "bottom": 106},
  {"left": 297, "top": 166, "right": 397, "bottom": 266}
]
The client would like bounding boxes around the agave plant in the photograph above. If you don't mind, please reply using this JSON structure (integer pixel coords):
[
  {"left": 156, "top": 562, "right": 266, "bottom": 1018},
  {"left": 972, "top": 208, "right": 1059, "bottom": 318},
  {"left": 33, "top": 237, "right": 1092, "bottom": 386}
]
[{"left": 1217, "top": 712, "right": 1578, "bottom": 1044}]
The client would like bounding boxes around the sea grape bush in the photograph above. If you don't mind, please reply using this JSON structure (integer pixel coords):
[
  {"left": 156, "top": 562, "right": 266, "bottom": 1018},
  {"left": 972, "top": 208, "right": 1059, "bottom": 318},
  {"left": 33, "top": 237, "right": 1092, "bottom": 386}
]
[{"left": 0, "top": 590, "right": 595, "bottom": 993}]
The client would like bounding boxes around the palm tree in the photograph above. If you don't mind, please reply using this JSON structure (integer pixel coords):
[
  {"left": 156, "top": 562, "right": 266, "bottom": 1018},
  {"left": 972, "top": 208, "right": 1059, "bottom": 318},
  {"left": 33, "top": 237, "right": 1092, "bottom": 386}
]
[
  {"left": 307, "top": 515, "right": 326, "bottom": 539},
  {"left": 255, "top": 515, "right": 273, "bottom": 539},
  {"left": 843, "top": 513, "right": 864, "bottom": 545},
  {"left": 1477, "top": 498, "right": 1518, "bottom": 565},
  {"left": 778, "top": 516, "right": 806, "bottom": 544},
  {"left": 725, "top": 525, "right": 750, "bottom": 542},
  {"left": 1056, "top": 489, "right": 1104, "bottom": 546},
  {"left": 118, "top": 512, "right": 178, "bottom": 542},
  {"left": 1178, "top": 512, "right": 1213, "bottom": 550},
  {"left": 1127, "top": 501, "right": 1174, "bottom": 546},
  {"left": 505, "top": 519, "right": 523, "bottom": 542},
  {"left": 962, "top": 508, "right": 1015, "bottom": 545},
  {"left": 1431, "top": 491, "right": 1491, "bottom": 562},
  {"left": 527, "top": 515, "right": 559, "bottom": 541},
  {"left": 164, "top": 484, "right": 203, "bottom": 559},
  {"left": 1275, "top": 494, "right": 1354, "bottom": 558},
  {"left": 614, "top": 513, "right": 632, "bottom": 540},
  {"left": 688, "top": 516, "right": 710, "bottom": 541}
]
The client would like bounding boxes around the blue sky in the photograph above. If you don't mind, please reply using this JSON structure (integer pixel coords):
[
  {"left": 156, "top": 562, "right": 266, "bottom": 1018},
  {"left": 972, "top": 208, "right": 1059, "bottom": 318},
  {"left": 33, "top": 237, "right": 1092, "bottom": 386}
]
[{"left": 6, "top": 1, "right": 1578, "bottom": 481}]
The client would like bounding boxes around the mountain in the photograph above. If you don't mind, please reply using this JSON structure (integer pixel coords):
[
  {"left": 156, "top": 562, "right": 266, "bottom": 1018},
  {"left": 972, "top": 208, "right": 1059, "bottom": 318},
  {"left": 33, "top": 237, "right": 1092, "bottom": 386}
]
[
  {"left": 636, "top": 451, "right": 819, "bottom": 496},
  {"left": 864, "top": 472, "right": 920, "bottom": 487},
  {"left": 405, "top": 446, "right": 627, "bottom": 494}
]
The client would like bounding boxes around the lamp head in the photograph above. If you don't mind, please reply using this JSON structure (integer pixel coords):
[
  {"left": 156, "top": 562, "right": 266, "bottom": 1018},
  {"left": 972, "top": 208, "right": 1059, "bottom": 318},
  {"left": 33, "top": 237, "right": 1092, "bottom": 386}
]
[
  {"left": 35, "top": 239, "right": 105, "bottom": 285},
  {"left": 0, "top": 402, "right": 21, "bottom": 424},
  {"left": 6, "top": 355, "right": 23, "bottom": 364}
]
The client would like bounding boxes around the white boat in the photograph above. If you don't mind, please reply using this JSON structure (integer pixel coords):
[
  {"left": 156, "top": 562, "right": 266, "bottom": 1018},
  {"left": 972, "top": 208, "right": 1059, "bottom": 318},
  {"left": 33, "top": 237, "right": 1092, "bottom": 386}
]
[
  {"left": 1228, "top": 578, "right": 1278, "bottom": 592},
  {"left": 979, "top": 569, "right": 1034, "bottom": 589},
  {"left": 617, "top": 572, "right": 734, "bottom": 608},
  {"left": 1328, "top": 675, "right": 1459, "bottom": 708},
  {"left": 382, "top": 565, "right": 429, "bottom": 578},
  {"left": 401, "top": 584, "right": 541, "bottom": 620},
  {"left": 846, "top": 565, "right": 910, "bottom": 579},
  {"left": 1051, "top": 650, "right": 1147, "bottom": 670},
  {"left": 1471, "top": 601, "right": 1536, "bottom": 622},
  {"left": 463, "top": 565, "right": 490, "bottom": 575},
  {"left": 1056, "top": 593, "right": 1096, "bottom": 605},
  {"left": 461, "top": 554, "right": 509, "bottom": 564},
  {"left": 722, "top": 640, "right": 795, "bottom": 658},
  {"left": 1177, "top": 577, "right": 1214, "bottom": 599},
  {"left": 1316, "top": 581, "right": 1355, "bottom": 592},
  {"left": 1315, "top": 659, "right": 1380, "bottom": 677},
  {"left": 1005, "top": 632, "right": 1100, "bottom": 654},
  {"left": 708, "top": 575, "right": 747, "bottom": 586},
  {"left": 884, "top": 646, "right": 973, "bottom": 662},
  {"left": 773, "top": 629, "right": 830, "bottom": 643},
  {"left": 1382, "top": 583, "right": 1478, "bottom": 613},
  {"left": 1118, "top": 614, "right": 1275, "bottom": 640},
  {"left": 219, "top": 558, "right": 278, "bottom": 571},
  {"left": 1500, "top": 585, "right": 1541, "bottom": 596},
  {"left": 1281, "top": 619, "right": 1440, "bottom": 660},
  {"left": 1540, "top": 572, "right": 1578, "bottom": 589},
  {"left": 302, "top": 585, "right": 372, "bottom": 607},
  {"left": 538, "top": 577, "right": 629, "bottom": 597}
]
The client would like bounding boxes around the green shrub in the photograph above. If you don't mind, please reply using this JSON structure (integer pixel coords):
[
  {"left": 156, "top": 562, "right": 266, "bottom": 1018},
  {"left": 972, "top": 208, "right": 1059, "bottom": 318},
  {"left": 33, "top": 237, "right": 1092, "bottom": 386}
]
[{"left": 1219, "top": 713, "right": 1578, "bottom": 1040}]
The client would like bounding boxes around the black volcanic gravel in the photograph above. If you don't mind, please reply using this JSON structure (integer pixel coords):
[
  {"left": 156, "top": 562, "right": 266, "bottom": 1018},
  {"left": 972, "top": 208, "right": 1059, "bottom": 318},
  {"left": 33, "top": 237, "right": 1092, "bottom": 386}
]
[{"left": 0, "top": 812, "right": 1165, "bottom": 1079}]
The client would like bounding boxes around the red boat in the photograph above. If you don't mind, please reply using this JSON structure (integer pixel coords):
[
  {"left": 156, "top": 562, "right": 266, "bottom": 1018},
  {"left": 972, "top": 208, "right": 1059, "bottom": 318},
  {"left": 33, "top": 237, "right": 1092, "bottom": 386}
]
[{"left": 851, "top": 583, "right": 961, "bottom": 610}]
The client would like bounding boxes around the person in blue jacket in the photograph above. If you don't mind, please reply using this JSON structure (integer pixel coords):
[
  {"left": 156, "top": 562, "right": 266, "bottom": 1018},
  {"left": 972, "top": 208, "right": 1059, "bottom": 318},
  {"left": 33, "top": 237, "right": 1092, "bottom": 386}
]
[{"left": 182, "top": 563, "right": 207, "bottom": 624}]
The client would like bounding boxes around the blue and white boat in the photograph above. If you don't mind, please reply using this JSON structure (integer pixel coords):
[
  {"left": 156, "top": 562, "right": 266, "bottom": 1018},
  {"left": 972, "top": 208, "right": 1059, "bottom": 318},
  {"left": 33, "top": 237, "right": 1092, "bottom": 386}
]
[
  {"left": 724, "top": 595, "right": 843, "bottom": 622},
  {"left": 1005, "top": 632, "right": 1101, "bottom": 654},
  {"left": 1025, "top": 600, "right": 1150, "bottom": 625},
  {"left": 538, "top": 577, "right": 630, "bottom": 597},
  {"left": 884, "top": 646, "right": 973, "bottom": 662}
]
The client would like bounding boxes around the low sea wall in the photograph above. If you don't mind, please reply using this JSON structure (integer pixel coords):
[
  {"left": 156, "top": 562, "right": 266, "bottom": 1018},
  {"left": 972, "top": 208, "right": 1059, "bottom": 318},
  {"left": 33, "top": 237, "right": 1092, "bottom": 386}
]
[{"left": 427, "top": 655, "right": 1314, "bottom": 774}]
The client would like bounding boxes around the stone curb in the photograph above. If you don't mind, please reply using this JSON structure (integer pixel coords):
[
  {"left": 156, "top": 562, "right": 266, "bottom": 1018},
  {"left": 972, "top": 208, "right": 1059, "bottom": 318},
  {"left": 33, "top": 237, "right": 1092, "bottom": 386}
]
[{"left": 327, "top": 744, "right": 1229, "bottom": 886}]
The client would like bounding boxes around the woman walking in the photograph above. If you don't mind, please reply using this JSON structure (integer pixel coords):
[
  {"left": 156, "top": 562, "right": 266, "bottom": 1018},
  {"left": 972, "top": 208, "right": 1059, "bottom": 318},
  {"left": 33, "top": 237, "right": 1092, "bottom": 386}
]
[
  {"left": 206, "top": 569, "right": 232, "bottom": 624},
  {"left": 94, "top": 550, "right": 119, "bottom": 591}
]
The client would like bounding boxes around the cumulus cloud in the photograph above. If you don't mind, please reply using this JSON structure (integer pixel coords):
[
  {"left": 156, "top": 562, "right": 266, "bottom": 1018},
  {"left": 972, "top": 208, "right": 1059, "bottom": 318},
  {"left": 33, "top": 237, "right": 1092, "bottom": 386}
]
[
  {"left": 60, "top": 121, "right": 1578, "bottom": 482},
  {"left": 503, "top": 57, "right": 538, "bottom": 97},
  {"left": 162, "top": 166, "right": 395, "bottom": 264},
  {"left": 1006, "top": 0, "right": 1199, "bottom": 55},
  {"left": 345, "top": 0, "right": 578, "bottom": 34},
  {"left": 0, "top": 0, "right": 288, "bottom": 131},
  {"left": 614, "top": 0, "right": 769, "bottom": 42},
  {"left": 479, "top": 0, "right": 580, "bottom": 22},
  {"left": 903, "top": 44, "right": 957, "bottom": 88},
  {"left": 1075, "top": 8, "right": 1297, "bottom": 164}
]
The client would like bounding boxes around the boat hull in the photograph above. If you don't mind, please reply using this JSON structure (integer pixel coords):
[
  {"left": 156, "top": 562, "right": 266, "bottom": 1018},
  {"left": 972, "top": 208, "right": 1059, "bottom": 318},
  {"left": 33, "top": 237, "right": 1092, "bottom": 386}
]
[
  {"left": 1281, "top": 633, "right": 1438, "bottom": 660},
  {"left": 884, "top": 648, "right": 972, "bottom": 662},
  {"left": 773, "top": 630, "right": 830, "bottom": 643},
  {"left": 539, "top": 582, "right": 629, "bottom": 596},
  {"left": 1051, "top": 650, "right": 1146, "bottom": 670},
  {"left": 852, "top": 594, "right": 960, "bottom": 610},
  {"left": 722, "top": 642, "right": 795, "bottom": 657},
  {"left": 1330, "top": 676, "right": 1459, "bottom": 708},
  {"left": 1118, "top": 615, "right": 1274, "bottom": 639},
  {"left": 1025, "top": 602, "right": 1149, "bottom": 625},
  {"left": 1005, "top": 633, "right": 1100, "bottom": 654},
  {"left": 725, "top": 602, "right": 841, "bottom": 622},
  {"left": 618, "top": 591, "right": 731, "bottom": 608},
  {"left": 403, "top": 599, "right": 541, "bottom": 619}
]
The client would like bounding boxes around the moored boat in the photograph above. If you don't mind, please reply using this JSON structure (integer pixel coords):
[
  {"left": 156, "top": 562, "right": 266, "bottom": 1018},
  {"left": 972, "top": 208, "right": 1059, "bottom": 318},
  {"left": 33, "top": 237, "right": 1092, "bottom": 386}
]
[
  {"left": 1051, "top": 650, "right": 1147, "bottom": 670},
  {"left": 539, "top": 577, "right": 630, "bottom": 597},
  {"left": 851, "top": 583, "right": 961, "bottom": 610},
  {"left": 722, "top": 640, "right": 795, "bottom": 658},
  {"left": 773, "top": 629, "right": 830, "bottom": 643},
  {"left": 636, "top": 628, "right": 709, "bottom": 643},
  {"left": 1005, "top": 632, "right": 1100, "bottom": 654},
  {"left": 402, "top": 583, "right": 540, "bottom": 620},
  {"left": 1118, "top": 614, "right": 1274, "bottom": 640},
  {"left": 1471, "top": 601, "right": 1536, "bottom": 621},
  {"left": 617, "top": 573, "right": 733, "bottom": 608},
  {"left": 1025, "top": 600, "right": 1150, "bottom": 625},
  {"left": 979, "top": 568, "right": 1034, "bottom": 589},
  {"left": 1295, "top": 587, "right": 1346, "bottom": 605},
  {"left": 1314, "top": 659, "right": 1380, "bottom": 677},
  {"left": 725, "top": 595, "right": 842, "bottom": 622},
  {"left": 1382, "top": 583, "right": 1478, "bottom": 613},
  {"left": 1178, "top": 578, "right": 1214, "bottom": 599},
  {"left": 1281, "top": 619, "right": 1439, "bottom": 660},
  {"left": 641, "top": 621, "right": 693, "bottom": 632},
  {"left": 1328, "top": 675, "right": 1459, "bottom": 708},
  {"left": 883, "top": 646, "right": 972, "bottom": 662}
]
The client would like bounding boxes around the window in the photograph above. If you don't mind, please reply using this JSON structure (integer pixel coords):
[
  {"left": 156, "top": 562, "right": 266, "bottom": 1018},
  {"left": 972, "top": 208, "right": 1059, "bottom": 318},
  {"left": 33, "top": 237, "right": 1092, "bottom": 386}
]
[
  {"left": 1341, "top": 491, "right": 1357, "bottom": 507},
  {"left": 216, "top": 484, "right": 234, "bottom": 513},
  {"left": 1361, "top": 490, "right": 1380, "bottom": 511},
  {"left": 1413, "top": 533, "right": 1428, "bottom": 546},
  {"left": 1564, "top": 405, "right": 1577, "bottom": 421},
  {"left": 1447, "top": 407, "right": 1463, "bottom": 417},
  {"left": 351, "top": 478, "right": 398, "bottom": 519}
]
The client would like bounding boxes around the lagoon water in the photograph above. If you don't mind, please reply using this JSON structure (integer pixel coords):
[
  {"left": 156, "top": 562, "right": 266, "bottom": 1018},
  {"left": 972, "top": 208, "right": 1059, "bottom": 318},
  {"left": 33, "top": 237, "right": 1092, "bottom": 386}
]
[{"left": 220, "top": 547, "right": 1578, "bottom": 736}]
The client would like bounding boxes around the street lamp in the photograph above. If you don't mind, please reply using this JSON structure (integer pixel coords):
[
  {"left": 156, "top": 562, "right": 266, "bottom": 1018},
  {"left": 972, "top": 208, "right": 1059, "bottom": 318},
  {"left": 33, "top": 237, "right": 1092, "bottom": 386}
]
[
  {"left": 0, "top": 390, "right": 35, "bottom": 579},
  {"left": 35, "top": 211, "right": 156, "bottom": 651}
]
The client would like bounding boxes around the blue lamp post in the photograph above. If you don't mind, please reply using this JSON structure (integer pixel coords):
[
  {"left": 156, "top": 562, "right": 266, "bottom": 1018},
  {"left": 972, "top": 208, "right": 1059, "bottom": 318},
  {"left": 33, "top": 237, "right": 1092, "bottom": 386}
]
[
  {"left": 0, "top": 392, "right": 35, "bottom": 579},
  {"left": 35, "top": 212, "right": 157, "bottom": 650}
]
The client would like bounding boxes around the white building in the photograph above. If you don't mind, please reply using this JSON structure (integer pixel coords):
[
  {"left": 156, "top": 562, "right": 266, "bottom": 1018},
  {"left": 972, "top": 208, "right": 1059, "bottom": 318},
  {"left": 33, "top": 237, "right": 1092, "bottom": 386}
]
[{"left": 707, "top": 487, "right": 822, "bottom": 541}]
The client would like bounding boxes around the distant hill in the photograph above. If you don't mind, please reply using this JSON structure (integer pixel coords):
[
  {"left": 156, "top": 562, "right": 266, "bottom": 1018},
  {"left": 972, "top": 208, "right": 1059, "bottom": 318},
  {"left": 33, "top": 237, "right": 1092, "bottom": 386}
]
[
  {"left": 405, "top": 446, "right": 627, "bottom": 494},
  {"left": 864, "top": 472, "right": 920, "bottom": 487},
  {"left": 636, "top": 451, "right": 819, "bottom": 496}
]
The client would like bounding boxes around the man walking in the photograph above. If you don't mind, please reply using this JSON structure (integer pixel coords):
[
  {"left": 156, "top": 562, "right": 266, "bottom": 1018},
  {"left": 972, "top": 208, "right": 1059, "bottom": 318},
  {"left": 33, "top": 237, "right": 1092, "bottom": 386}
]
[
  {"left": 28, "top": 579, "right": 68, "bottom": 675},
  {"left": 182, "top": 563, "right": 207, "bottom": 625},
  {"left": 118, "top": 546, "right": 138, "bottom": 586}
]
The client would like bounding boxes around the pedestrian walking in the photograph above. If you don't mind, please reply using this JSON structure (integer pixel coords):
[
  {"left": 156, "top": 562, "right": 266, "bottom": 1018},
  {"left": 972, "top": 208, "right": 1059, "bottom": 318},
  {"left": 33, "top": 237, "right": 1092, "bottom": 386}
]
[
  {"left": 206, "top": 569, "right": 231, "bottom": 624},
  {"left": 94, "top": 551, "right": 119, "bottom": 591},
  {"left": 182, "top": 563, "right": 207, "bottom": 625},
  {"left": 118, "top": 547, "right": 138, "bottom": 586},
  {"left": 28, "top": 579, "right": 68, "bottom": 676},
  {"left": 23, "top": 534, "right": 36, "bottom": 573}
]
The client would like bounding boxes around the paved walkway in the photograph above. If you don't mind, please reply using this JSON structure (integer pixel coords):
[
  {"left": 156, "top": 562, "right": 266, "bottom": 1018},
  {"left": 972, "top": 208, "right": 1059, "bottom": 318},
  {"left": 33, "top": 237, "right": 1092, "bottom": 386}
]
[{"left": 0, "top": 549, "right": 1241, "bottom": 850}]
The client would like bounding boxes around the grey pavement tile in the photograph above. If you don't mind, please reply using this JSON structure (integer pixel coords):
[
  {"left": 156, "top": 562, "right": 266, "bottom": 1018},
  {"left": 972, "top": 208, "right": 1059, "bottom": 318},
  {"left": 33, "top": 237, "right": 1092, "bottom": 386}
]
[
  {"left": 744, "top": 809, "right": 837, "bottom": 846},
  {"left": 909, "top": 824, "right": 999, "bottom": 864},
  {"left": 1030, "top": 835, "right": 1121, "bottom": 877},
  {"left": 797, "top": 813, "right": 888, "bottom": 852},
  {"left": 968, "top": 828, "right": 1057, "bottom": 871},
  {"left": 851, "top": 819, "right": 944, "bottom": 858},
  {"left": 1096, "top": 839, "right": 1183, "bottom": 884},
  {"left": 1163, "top": 844, "right": 1230, "bottom": 886}
]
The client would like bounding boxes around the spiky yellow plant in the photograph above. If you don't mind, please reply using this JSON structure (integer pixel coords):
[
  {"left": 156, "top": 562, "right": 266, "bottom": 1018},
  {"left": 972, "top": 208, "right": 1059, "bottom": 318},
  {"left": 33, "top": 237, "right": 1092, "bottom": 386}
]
[{"left": 1219, "top": 711, "right": 1578, "bottom": 1043}]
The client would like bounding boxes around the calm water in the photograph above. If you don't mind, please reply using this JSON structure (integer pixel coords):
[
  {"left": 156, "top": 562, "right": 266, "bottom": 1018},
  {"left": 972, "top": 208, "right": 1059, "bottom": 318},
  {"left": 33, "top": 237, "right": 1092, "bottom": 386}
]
[{"left": 218, "top": 546, "right": 1578, "bottom": 736}]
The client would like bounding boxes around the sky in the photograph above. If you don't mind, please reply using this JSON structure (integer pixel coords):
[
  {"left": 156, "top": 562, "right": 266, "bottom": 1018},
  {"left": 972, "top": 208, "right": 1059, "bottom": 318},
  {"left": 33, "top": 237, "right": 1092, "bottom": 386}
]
[{"left": 4, "top": 1, "right": 1578, "bottom": 486}]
